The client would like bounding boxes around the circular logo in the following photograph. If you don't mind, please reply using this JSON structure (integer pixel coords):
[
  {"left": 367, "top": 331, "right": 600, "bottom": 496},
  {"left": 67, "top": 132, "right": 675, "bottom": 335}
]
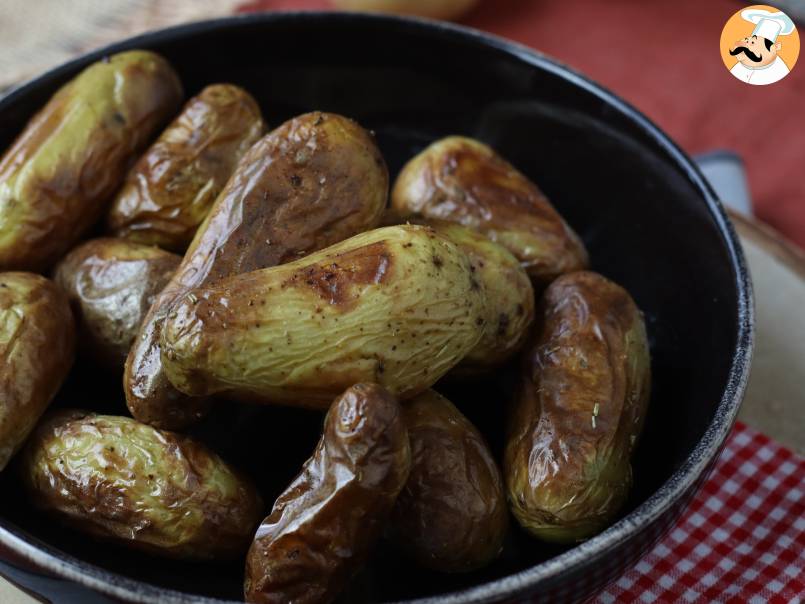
[{"left": 720, "top": 4, "right": 799, "bottom": 85}]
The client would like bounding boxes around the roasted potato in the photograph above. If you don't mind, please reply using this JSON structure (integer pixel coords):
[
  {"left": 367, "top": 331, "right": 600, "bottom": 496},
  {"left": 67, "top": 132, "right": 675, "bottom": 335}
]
[
  {"left": 245, "top": 383, "right": 411, "bottom": 604},
  {"left": 505, "top": 271, "right": 650, "bottom": 543},
  {"left": 387, "top": 389, "right": 508, "bottom": 572},
  {"left": 332, "top": 0, "right": 480, "bottom": 20},
  {"left": 391, "top": 136, "right": 588, "bottom": 286},
  {"left": 160, "top": 225, "right": 486, "bottom": 407},
  {"left": 0, "top": 273, "right": 75, "bottom": 470},
  {"left": 107, "top": 84, "right": 265, "bottom": 252},
  {"left": 54, "top": 238, "right": 180, "bottom": 368},
  {"left": 384, "top": 213, "right": 533, "bottom": 373},
  {"left": 0, "top": 51, "right": 183, "bottom": 272},
  {"left": 21, "top": 410, "right": 264, "bottom": 560},
  {"left": 125, "top": 111, "right": 389, "bottom": 429}
]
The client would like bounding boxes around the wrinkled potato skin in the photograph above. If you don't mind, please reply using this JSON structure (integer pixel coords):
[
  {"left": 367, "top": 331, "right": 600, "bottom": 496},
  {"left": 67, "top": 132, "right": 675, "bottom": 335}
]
[
  {"left": 54, "top": 239, "right": 180, "bottom": 368},
  {"left": 160, "top": 225, "right": 486, "bottom": 407},
  {"left": 505, "top": 271, "right": 650, "bottom": 543},
  {"left": 384, "top": 213, "right": 533, "bottom": 373},
  {"left": 388, "top": 390, "right": 508, "bottom": 572},
  {"left": 21, "top": 411, "right": 263, "bottom": 560},
  {"left": 391, "top": 136, "right": 588, "bottom": 286},
  {"left": 0, "top": 273, "right": 75, "bottom": 470},
  {"left": 125, "top": 112, "right": 388, "bottom": 429},
  {"left": 107, "top": 84, "right": 265, "bottom": 252},
  {"left": 245, "top": 383, "right": 411, "bottom": 604},
  {"left": 0, "top": 51, "right": 183, "bottom": 272}
]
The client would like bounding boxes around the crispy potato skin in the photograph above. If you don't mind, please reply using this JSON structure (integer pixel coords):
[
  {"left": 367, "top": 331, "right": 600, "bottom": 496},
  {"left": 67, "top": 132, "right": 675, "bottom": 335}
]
[
  {"left": 107, "top": 84, "right": 265, "bottom": 252},
  {"left": 0, "top": 51, "right": 183, "bottom": 272},
  {"left": 391, "top": 136, "right": 588, "bottom": 286},
  {"left": 388, "top": 390, "right": 508, "bottom": 572},
  {"left": 245, "top": 383, "right": 411, "bottom": 604},
  {"left": 54, "top": 238, "right": 180, "bottom": 368},
  {"left": 160, "top": 225, "right": 486, "bottom": 407},
  {"left": 0, "top": 273, "right": 75, "bottom": 470},
  {"left": 384, "top": 213, "right": 533, "bottom": 373},
  {"left": 505, "top": 271, "right": 650, "bottom": 543},
  {"left": 125, "top": 112, "right": 388, "bottom": 429},
  {"left": 21, "top": 410, "right": 264, "bottom": 560}
]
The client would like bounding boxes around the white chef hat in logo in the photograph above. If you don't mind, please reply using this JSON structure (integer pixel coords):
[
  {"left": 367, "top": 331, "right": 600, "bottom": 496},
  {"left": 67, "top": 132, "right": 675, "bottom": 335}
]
[{"left": 741, "top": 8, "right": 796, "bottom": 42}]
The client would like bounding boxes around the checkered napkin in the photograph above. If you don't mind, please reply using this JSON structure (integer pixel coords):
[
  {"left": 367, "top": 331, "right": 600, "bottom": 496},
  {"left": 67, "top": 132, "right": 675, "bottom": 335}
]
[{"left": 595, "top": 422, "right": 804, "bottom": 603}]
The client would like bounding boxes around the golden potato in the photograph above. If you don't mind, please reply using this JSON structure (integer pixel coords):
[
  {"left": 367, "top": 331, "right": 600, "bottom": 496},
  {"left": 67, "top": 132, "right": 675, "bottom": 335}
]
[
  {"left": 107, "top": 84, "right": 265, "bottom": 252},
  {"left": 332, "top": 0, "right": 479, "bottom": 20},
  {"left": 53, "top": 238, "right": 180, "bottom": 368},
  {"left": 21, "top": 410, "right": 264, "bottom": 560},
  {"left": 384, "top": 213, "right": 533, "bottom": 373},
  {"left": 125, "top": 111, "right": 389, "bottom": 429},
  {"left": 0, "top": 51, "right": 183, "bottom": 272},
  {"left": 160, "top": 225, "right": 486, "bottom": 407},
  {"left": 0, "top": 272, "right": 74, "bottom": 471},
  {"left": 391, "top": 136, "right": 588, "bottom": 286},
  {"left": 245, "top": 383, "right": 410, "bottom": 604},
  {"left": 505, "top": 271, "right": 650, "bottom": 543},
  {"left": 388, "top": 390, "right": 508, "bottom": 572}
]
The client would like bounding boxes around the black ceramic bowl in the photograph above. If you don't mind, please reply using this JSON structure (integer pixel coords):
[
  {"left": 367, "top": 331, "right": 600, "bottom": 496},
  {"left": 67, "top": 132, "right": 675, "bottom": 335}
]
[{"left": 0, "top": 11, "right": 753, "bottom": 604}]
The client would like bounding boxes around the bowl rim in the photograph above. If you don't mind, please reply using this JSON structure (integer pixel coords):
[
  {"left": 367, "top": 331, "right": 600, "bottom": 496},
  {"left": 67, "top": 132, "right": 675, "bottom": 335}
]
[{"left": 0, "top": 10, "right": 754, "bottom": 604}]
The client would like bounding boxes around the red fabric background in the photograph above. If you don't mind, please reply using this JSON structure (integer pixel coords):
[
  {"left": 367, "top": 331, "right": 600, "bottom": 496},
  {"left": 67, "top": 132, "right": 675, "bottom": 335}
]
[{"left": 238, "top": 0, "right": 805, "bottom": 249}]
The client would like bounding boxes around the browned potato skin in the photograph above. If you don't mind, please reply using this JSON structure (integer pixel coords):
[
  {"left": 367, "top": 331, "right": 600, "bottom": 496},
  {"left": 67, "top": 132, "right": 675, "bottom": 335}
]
[
  {"left": 0, "top": 51, "right": 183, "bottom": 272},
  {"left": 245, "top": 383, "right": 411, "bottom": 604},
  {"left": 53, "top": 238, "right": 180, "bottom": 369},
  {"left": 505, "top": 271, "right": 651, "bottom": 543},
  {"left": 388, "top": 390, "right": 508, "bottom": 572},
  {"left": 107, "top": 84, "right": 266, "bottom": 252},
  {"left": 391, "top": 136, "right": 588, "bottom": 286},
  {"left": 0, "top": 273, "right": 74, "bottom": 470},
  {"left": 125, "top": 112, "right": 389, "bottom": 430},
  {"left": 21, "top": 410, "right": 264, "bottom": 560}
]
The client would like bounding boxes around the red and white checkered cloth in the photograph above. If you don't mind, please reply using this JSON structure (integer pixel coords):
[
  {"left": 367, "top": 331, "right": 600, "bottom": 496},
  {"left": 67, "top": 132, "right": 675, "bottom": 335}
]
[{"left": 596, "top": 422, "right": 804, "bottom": 603}]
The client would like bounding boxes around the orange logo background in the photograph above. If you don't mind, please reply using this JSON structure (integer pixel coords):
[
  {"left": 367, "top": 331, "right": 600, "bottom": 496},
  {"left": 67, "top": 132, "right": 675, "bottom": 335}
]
[{"left": 720, "top": 4, "right": 800, "bottom": 73}]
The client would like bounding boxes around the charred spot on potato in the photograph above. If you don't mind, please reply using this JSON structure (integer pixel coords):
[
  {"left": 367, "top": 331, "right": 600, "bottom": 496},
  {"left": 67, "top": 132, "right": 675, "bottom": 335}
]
[
  {"left": 497, "top": 313, "right": 510, "bottom": 337},
  {"left": 286, "top": 242, "right": 392, "bottom": 307}
]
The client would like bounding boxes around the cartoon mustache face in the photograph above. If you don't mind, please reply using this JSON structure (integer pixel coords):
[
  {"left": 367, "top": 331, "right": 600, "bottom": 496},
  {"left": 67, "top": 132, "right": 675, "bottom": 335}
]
[{"left": 730, "top": 45, "right": 763, "bottom": 62}]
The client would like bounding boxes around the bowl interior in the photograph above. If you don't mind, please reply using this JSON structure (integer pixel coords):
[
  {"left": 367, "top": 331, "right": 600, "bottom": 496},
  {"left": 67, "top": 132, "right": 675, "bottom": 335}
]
[{"left": 0, "top": 13, "right": 742, "bottom": 603}]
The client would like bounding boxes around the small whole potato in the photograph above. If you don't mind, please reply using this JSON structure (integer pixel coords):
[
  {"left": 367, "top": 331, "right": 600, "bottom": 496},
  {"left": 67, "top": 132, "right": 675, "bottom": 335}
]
[
  {"left": 387, "top": 390, "right": 508, "bottom": 572},
  {"left": 0, "top": 50, "right": 183, "bottom": 272},
  {"left": 332, "top": 0, "right": 480, "bottom": 21},
  {"left": 385, "top": 214, "right": 534, "bottom": 373},
  {"left": 21, "top": 410, "right": 264, "bottom": 560},
  {"left": 160, "top": 225, "right": 486, "bottom": 407},
  {"left": 107, "top": 84, "right": 266, "bottom": 252},
  {"left": 0, "top": 273, "right": 75, "bottom": 470},
  {"left": 245, "top": 383, "right": 411, "bottom": 604},
  {"left": 125, "top": 111, "right": 389, "bottom": 429},
  {"left": 391, "top": 136, "right": 588, "bottom": 286},
  {"left": 54, "top": 238, "right": 180, "bottom": 369},
  {"left": 505, "top": 271, "right": 651, "bottom": 543}
]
